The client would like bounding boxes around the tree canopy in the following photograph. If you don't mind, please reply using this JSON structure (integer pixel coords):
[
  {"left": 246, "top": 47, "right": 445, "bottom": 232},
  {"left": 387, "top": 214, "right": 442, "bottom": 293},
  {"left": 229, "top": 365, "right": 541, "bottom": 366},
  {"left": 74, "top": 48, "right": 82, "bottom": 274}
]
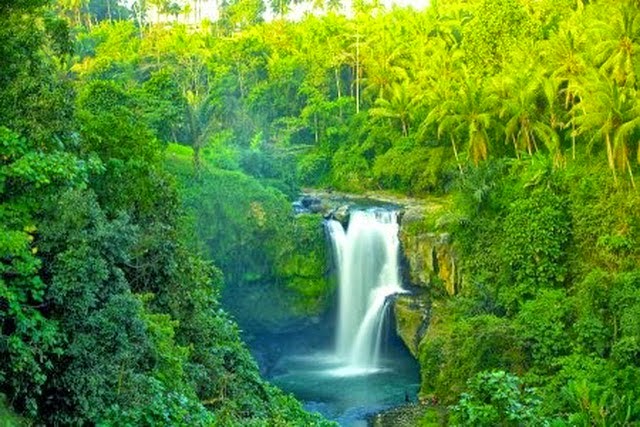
[{"left": 2, "top": 0, "right": 640, "bottom": 424}]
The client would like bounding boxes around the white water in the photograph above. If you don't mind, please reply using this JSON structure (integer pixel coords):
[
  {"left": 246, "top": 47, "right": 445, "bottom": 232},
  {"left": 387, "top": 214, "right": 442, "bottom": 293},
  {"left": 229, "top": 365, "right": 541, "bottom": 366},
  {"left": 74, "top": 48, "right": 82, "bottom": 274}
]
[{"left": 327, "top": 210, "right": 404, "bottom": 373}]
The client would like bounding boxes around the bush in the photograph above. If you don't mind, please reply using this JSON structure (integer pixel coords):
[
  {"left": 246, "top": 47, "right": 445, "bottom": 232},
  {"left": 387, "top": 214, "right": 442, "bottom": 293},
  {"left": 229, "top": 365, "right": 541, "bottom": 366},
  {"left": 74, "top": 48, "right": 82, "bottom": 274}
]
[
  {"left": 451, "top": 370, "right": 543, "bottom": 426},
  {"left": 372, "top": 141, "right": 450, "bottom": 194}
]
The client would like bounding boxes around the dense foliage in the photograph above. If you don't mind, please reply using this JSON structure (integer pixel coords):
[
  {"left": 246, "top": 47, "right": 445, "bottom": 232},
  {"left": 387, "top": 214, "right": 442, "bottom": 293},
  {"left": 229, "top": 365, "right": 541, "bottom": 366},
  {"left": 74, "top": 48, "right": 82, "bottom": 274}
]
[
  {"left": 0, "top": 0, "right": 333, "bottom": 424},
  {"left": 3, "top": 0, "right": 640, "bottom": 424},
  {"left": 167, "top": 144, "right": 332, "bottom": 333},
  {"left": 55, "top": 0, "right": 639, "bottom": 195},
  {"left": 418, "top": 159, "right": 640, "bottom": 425}
]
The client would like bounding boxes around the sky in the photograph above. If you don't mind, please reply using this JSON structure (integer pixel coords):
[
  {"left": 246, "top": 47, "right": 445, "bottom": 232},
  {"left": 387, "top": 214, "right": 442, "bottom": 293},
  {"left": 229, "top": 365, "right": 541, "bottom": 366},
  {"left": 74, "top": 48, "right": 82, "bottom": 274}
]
[
  {"left": 143, "top": 0, "right": 431, "bottom": 25},
  {"left": 285, "top": 0, "right": 431, "bottom": 20}
]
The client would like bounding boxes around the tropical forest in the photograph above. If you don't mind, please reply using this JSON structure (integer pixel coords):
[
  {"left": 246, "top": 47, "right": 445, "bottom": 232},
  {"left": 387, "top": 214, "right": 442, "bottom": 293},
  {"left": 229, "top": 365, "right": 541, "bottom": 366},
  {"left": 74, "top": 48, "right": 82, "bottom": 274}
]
[{"left": 1, "top": 0, "right": 640, "bottom": 425}]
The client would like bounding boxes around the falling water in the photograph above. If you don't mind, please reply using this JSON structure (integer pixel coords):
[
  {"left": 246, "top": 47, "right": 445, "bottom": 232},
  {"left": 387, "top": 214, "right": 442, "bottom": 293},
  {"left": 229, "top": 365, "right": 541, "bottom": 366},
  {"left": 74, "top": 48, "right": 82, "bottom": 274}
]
[{"left": 327, "top": 210, "right": 404, "bottom": 372}]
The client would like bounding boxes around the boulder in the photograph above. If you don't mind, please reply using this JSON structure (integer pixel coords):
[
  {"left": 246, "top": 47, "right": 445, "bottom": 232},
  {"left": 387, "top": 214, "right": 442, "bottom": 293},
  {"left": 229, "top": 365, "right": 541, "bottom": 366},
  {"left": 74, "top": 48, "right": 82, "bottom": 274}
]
[
  {"left": 300, "top": 195, "right": 322, "bottom": 209},
  {"left": 370, "top": 404, "right": 443, "bottom": 427},
  {"left": 398, "top": 204, "right": 426, "bottom": 226},
  {"left": 331, "top": 204, "right": 350, "bottom": 225},
  {"left": 393, "top": 293, "right": 429, "bottom": 358}
]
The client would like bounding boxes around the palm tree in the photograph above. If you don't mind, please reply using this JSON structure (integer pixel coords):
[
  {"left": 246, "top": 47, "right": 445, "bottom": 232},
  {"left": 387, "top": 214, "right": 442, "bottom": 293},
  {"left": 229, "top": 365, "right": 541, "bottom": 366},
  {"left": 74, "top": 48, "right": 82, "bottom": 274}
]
[
  {"left": 592, "top": 1, "right": 640, "bottom": 87},
  {"left": 539, "top": 75, "right": 566, "bottom": 167},
  {"left": 572, "top": 73, "right": 640, "bottom": 187},
  {"left": 418, "top": 41, "right": 465, "bottom": 170},
  {"left": 430, "top": 74, "right": 497, "bottom": 165},
  {"left": 543, "top": 27, "right": 588, "bottom": 160},
  {"left": 361, "top": 45, "right": 408, "bottom": 103},
  {"left": 337, "top": 24, "right": 367, "bottom": 114},
  {"left": 269, "top": 0, "right": 293, "bottom": 18},
  {"left": 58, "top": 0, "right": 89, "bottom": 27},
  {"left": 183, "top": 90, "right": 218, "bottom": 170},
  {"left": 496, "top": 65, "right": 561, "bottom": 164},
  {"left": 369, "top": 80, "right": 419, "bottom": 137},
  {"left": 425, "top": 0, "right": 471, "bottom": 49}
]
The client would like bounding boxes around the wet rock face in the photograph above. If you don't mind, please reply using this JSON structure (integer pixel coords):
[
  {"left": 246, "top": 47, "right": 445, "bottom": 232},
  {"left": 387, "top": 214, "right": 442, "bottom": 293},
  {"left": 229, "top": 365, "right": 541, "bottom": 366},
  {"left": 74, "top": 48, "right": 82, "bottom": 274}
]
[
  {"left": 330, "top": 204, "right": 350, "bottom": 225},
  {"left": 400, "top": 231, "right": 458, "bottom": 295},
  {"left": 393, "top": 204, "right": 459, "bottom": 360},
  {"left": 393, "top": 294, "right": 429, "bottom": 358},
  {"left": 399, "top": 207, "right": 459, "bottom": 296}
]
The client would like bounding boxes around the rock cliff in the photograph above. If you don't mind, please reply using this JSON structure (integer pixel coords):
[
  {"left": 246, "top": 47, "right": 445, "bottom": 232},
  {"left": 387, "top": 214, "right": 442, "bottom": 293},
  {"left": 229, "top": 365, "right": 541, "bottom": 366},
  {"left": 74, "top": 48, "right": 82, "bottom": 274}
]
[
  {"left": 399, "top": 205, "right": 459, "bottom": 296},
  {"left": 393, "top": 294, "right": 429, "bottom": 358}
]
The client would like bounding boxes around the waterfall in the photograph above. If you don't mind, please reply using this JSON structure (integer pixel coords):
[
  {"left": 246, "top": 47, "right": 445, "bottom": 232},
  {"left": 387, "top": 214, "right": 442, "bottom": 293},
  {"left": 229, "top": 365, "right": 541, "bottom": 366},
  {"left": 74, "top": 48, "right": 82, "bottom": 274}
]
[{"left": 327, "top": 210, "right": 404, "bottom": 372}]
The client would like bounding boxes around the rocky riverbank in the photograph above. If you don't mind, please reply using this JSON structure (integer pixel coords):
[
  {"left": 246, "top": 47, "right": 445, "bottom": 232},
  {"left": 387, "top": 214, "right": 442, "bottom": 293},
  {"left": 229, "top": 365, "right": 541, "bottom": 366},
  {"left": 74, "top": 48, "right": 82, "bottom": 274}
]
[{"left": 368, "top": 403, "right": 446, "bottom": 426}]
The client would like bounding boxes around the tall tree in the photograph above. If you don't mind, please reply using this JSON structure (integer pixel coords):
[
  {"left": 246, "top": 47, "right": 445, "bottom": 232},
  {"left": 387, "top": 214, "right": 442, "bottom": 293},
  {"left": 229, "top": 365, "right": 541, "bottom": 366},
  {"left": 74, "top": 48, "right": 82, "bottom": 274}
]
[
  {"left": 369, "top": 81, "right": 418, "bottom": 137},
  {"left": 592, "top": 1, "right": 640, "bottom": 87},
  {"left": 573, "top": 73, "right": 640, "bottom": 187},
  {"left": 183, "top": 90, "right": 219, "bottom": 169},
  {"left": 496, "top": 64, "right": 560, "bottom": 161},
  {"left": 432, "top": 74, "right": 497, "bottom": 165},
  {"left": 544, "top": 26, "right": 588, "bottom": 160}
]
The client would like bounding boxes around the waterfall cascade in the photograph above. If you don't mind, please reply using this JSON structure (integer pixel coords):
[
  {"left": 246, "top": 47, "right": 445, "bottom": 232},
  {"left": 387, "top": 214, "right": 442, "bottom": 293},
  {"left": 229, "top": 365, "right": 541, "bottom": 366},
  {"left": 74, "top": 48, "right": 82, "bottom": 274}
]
[{"left": 327, "top": 210, "right": 404, "bottom": 373}]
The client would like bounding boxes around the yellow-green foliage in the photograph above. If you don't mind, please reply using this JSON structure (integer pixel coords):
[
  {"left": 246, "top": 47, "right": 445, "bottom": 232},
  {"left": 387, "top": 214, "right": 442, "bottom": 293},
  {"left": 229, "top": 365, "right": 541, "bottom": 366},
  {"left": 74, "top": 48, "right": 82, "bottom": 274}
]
[
  {"left": 0, "top": 394, "right": 27, "bottom": 426},
  {"left": 5, "top": 0, "right": 640, "bottom": 424},
  {"left": 419, "top": 160, "right": 640, "bottom": 423}
]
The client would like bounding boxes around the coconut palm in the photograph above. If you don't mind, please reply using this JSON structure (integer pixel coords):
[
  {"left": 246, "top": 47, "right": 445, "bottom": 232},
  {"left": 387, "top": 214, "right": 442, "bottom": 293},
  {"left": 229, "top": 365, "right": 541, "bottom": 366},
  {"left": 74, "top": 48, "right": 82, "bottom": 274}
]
[
  {"left": 58, "top": 0, "right": 89, "bottom": 27},
  {"left": 539, "top": 75, "right": 566, "bottom": 167},
  {"left": 592, "top": 1, "right": 640, "bottom": 87},
  {"left": 572, "top": 73, "right": 640, "bottom": 187},
  {"left": 496, "top": 64, "right": 561, "bottom": 164},
  {"left": 429, "top": 73, "right": 497, "bottom": 165},
  {"left": 543, "top": 26, "right": 588, "bottom": 160},
  {"left": 361, "top": 44, "right": 408, "bottom": 103},
  {"left": 418, "top": 41, "right": 465, "bottom": 170},
  {"left": 183, "top": 90, "right": 219, "bottom": 170},
  {"left": 369, "top": 81, "right": 419, "bottom": 137}
]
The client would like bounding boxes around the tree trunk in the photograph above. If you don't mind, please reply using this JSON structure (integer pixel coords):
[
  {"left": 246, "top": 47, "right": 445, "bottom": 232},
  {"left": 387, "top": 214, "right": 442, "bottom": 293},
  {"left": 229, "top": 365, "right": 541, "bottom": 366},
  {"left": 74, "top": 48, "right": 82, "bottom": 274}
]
[
  {"left": 627, "top": 157, "right": 636, "bottom": 189},
  {"left": 194, "top": 137, "right": 202, "bottom": 173},
  {"left": 134, "top": 2, "right": 145, "bottom": 37},
  {"left": 314, "top": 113, "right": 319, "bottom": 143},
  {"left": 237, "top": 62, "right": 245, "bottom": 98},
  {"left": 605, "top": 133, "right": 618, "bottom": 184},
  {"left": 355, "top": 32, "right": 360, "bottom": 114},
  {"left": 572, "top": 117, "right": 576, "bottom": 161},
  {"left": 450, "top": 134, "right": 463, "bottom": 174}
]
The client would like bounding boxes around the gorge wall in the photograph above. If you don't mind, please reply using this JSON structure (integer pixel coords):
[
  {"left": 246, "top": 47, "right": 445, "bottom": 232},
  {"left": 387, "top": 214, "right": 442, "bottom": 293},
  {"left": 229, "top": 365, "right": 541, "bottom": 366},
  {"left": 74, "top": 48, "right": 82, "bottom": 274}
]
[
  {"left": 298, "top": 191, "right": 459, "bottom": 359},
  {"left": 395, "top": 203, "right": 459, "bottom": 358}
]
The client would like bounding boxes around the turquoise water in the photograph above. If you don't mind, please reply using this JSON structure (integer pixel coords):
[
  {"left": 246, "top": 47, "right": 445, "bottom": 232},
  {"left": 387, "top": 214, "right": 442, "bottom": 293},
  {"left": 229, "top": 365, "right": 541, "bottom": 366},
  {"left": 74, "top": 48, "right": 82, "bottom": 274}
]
[{"left": 270, "top": 347, "right": 420, "bottom": 426}]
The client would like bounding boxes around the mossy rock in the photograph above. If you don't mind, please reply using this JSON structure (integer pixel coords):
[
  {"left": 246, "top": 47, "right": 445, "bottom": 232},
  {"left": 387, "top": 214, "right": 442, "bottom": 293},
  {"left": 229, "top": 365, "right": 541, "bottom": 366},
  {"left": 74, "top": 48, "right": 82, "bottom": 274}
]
[
  {"left": 394, "top": 294, "right": 430, "bottom": 358},
  {"left": 276, "top": 213, "right": 334, "bottom": 316}
]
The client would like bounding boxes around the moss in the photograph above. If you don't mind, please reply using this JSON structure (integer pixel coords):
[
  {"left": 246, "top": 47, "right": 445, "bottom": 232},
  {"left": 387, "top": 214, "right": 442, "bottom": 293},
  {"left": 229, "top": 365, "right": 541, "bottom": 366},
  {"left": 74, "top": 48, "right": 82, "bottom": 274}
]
[
  {"left": 371, "top": 404, "right": 443, "bottom": 427},
  {"left": 167, "top": 146, "right": 335, "bottom": 326},
  {"left": 277, "top": 213, "right": 334, "bottom": 316}
]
